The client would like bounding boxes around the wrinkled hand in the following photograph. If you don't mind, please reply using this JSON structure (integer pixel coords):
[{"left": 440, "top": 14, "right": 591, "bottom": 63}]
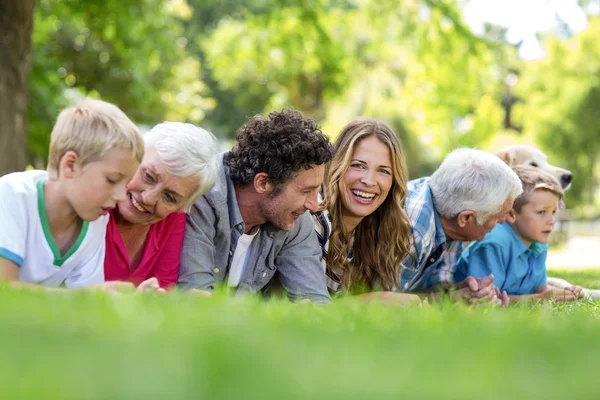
[
  {"left": 453, "top": 275, "right": 504, "bottom": 306},
  {"left": 136, "top": 277, "right": 166, "bottom": 294}
]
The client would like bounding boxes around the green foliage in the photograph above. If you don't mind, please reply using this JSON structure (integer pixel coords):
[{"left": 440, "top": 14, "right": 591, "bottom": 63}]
[
  {"left": 2, "top": 272, "right": 600, "bottom": 399},
  {"left": 517, "top": 16, "right": 600, "bottom": 206},
  {"left": 25, "top": 0, "right": 600, "bottom": 209},
  {"left": 29, "top": 0, "right": 211, "bottom": 164}
]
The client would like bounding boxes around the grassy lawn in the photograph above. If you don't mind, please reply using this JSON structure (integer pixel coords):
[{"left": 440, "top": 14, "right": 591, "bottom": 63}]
[
  {"left": 549, "top": 269, "right": 600, "bottom": 288},
  {"left": 2, "top": 270, "right": 600, "bottom": 400}
]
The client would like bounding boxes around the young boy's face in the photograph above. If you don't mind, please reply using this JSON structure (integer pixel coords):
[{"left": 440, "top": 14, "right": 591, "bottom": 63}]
[
  {"left": 510, "top": 189, "right": 560, "bottom": 247},
  {"left": 65, "top": 148, "right": 139, "bottom": 221}
]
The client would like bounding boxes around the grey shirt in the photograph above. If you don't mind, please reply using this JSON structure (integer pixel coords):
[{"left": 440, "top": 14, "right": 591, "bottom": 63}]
[{"left": 178, "top": 152, "right": 330, "bottom": 303}]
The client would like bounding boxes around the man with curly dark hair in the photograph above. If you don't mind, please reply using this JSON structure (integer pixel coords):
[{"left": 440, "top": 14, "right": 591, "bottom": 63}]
[{"left": 178, "top": 109, "right": 333, "bottom": 303}]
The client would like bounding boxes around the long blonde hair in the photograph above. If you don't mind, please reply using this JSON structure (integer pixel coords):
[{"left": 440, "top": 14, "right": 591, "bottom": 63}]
[{"left": 323, "top": 118, "right": 411, "bottom": 292}]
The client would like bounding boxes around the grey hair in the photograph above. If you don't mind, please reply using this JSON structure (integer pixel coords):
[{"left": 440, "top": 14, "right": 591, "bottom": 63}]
[
  {"left": 429, "top": 148, "right": 523, "bottom": 225},
  {"left": 143, "top": 122, "right": 220, "bottom": 211}
]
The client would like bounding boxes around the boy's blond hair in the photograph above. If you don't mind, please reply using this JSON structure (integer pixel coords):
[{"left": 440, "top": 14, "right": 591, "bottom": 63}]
[
  {"left": 47, "top": 99, "right": 144, "bottom": 179},
  {"left": 512, "top": 165, "right": 564, "bottom": 212}
]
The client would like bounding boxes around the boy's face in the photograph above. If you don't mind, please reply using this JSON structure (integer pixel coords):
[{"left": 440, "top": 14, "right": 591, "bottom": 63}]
[
  {"left": 64, "top": 149, "right": 139, "bottom": 221},
  {"left": 509, "top": 189, "right": 560, "bottom": 247}
]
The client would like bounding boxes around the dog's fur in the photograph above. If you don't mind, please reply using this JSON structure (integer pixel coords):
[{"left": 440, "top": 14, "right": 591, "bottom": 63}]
[
  {"left": 496, "top": 145, "right": 599, "bottom": 300},
  {"left": 495, "top": 145, "right": 573, "bottom": 190}
]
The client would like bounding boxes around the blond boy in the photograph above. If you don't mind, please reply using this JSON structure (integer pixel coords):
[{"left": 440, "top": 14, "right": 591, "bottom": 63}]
[
  {"left": 0, "top": 99, "right": 144, "bottom": 290},
  {"left": 455, "top": 165, "right": 583, "bottom": 303}
]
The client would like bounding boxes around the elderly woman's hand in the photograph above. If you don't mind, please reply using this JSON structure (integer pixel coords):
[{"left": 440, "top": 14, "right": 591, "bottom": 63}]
[{"left": 136, "top": 277, "right": 166, "bottom": 294}]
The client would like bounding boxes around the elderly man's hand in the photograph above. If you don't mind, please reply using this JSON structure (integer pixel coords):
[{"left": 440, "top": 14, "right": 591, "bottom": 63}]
[{"left": 452, "top": 275, "right": 506, "bottom": 306}]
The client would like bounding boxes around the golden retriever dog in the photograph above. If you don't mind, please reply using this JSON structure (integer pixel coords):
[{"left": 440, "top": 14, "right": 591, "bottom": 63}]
[
  {"left": 495, "top": 145, "right": 573, "bottom": 190},
  {"left": 496, "top": 145, "right": 600, "bottom": 300}
]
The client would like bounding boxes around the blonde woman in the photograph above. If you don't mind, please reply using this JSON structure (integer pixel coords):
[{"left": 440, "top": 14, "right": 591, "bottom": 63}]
[{"left": 314, "top": 118, "right": 420, "bottom": 304}]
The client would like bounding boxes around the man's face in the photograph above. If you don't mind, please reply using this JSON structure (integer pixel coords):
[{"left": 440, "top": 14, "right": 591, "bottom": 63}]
[
  {"left": 462, "top": 196, "right": 514, "bottom": 241},
  {"left": 260, "top": 165, "right": 325, "bottom": 231}
]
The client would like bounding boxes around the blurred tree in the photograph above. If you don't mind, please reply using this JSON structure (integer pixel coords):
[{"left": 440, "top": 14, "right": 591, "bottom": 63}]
[
  {"left": 517, "top": 16, "right": 600, "bottom": 206},
  {"left": 0, "top": 0, "right": 35, "bottom": 175},
  {"left": 193, "top": 0, "right": 515, "bottom": 174},
  {"left": 27, "top": 0, "right": 211, "bottom": 167}
]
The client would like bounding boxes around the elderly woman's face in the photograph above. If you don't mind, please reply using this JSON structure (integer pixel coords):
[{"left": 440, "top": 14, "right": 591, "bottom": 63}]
[{"left": 117, "top": 147, "right": 198, "bottom": 225}]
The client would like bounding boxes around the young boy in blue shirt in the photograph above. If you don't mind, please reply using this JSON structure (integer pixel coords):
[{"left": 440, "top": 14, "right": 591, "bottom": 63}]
[{"left": 454, "top": 165, "right": 583, "bottom": 303}]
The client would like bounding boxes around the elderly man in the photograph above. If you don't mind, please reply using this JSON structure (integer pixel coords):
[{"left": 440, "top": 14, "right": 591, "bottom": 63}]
[
  {"left": 400, "top": 148, "right": 523, "bottom": 304},
  {"left": 178, "top": 109, "right": 332, "bottom": 303}
]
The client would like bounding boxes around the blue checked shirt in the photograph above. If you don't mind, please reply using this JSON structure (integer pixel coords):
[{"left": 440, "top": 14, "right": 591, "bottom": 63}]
[{"left": 399, "top": 178, "right": 465, "bottom": 291}]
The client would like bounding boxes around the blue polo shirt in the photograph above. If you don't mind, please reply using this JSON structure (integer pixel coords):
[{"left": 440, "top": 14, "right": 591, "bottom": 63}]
[{"left": 454, "top": 222, "right": 548, "bottom": 295}]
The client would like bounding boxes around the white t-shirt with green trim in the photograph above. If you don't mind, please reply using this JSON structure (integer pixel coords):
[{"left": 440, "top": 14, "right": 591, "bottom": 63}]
[{"left": 0, "top": 170, "right": 108, "bottom": 288}]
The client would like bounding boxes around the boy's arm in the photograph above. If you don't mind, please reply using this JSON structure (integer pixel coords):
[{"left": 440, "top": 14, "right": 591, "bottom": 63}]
[
  {"left": 0, "top": 178, "right": 28, "bottom": 283},
  {"left": 0, "top": 258, "right": 19, "bottom": 281},
  {"left": 509, "top": 286, "right": 582, "bottom": 303}
]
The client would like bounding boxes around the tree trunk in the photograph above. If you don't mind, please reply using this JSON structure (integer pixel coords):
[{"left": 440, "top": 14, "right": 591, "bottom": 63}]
[{"left": 0, "top": 0, "right": 35, "bottom": 176}]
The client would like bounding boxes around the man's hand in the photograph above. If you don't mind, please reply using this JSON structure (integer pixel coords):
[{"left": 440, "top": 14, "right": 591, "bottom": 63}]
[{"left": 453, "top": 275, "right": 505, "bottom": 306}]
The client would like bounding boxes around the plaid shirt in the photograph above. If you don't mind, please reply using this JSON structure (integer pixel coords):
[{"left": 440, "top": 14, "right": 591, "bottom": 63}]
[
  {"left": 399, "top": 178, "right": 465, "bottom": 291},
  {"left": 312, "top": 210, "right": 343, "bottom": 293}
]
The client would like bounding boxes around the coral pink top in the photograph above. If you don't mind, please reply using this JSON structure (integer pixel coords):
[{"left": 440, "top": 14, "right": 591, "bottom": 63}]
[{"left": 104, "top": 209, "right": 186, "bottom": 289}]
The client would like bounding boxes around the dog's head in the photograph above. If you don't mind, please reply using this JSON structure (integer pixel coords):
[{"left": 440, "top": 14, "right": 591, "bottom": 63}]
[{"left": 495, "top": 145, "right": 573, "bottom": 190}]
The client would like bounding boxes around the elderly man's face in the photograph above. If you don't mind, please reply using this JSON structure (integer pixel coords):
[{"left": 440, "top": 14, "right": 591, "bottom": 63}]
[{"left": 463, "top": 197, "right": 514, "bottom": 241}]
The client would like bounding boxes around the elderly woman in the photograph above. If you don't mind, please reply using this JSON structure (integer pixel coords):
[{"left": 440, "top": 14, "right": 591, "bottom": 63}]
[{"left": 104, "top": 122, "right": 219, "bottom": 289}]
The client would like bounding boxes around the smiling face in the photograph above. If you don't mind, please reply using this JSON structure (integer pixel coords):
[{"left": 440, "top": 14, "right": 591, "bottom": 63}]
[
  {"left": 260, "top": 164, "right": 324, "bottom": 232},
  {"left": 339, "top": 136, "right": 393, "bottom": 229},
  {"left": 509, "top": 189, "right": 560, "bottom": 247},
  {"left": 116, "top": 147, "right": 198, "bottom": 225}
]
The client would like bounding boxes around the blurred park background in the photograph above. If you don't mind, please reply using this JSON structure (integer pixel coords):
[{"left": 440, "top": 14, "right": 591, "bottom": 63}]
[{"left": 2, "top": 0, "right": 600, "bottom": 223}]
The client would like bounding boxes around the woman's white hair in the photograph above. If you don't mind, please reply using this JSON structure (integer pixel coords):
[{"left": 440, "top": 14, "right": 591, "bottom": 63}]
[
  {"left": 143, "top": 122, "right": 220, "bottom": 211},
  {"left": 429, "top": 148, "right": 523, "bottom": 225}
]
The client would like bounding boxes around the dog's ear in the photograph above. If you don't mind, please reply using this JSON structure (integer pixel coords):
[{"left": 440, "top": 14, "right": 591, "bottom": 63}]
[{"left": 495, "top": 149, "right": 515, "bottom": 167}]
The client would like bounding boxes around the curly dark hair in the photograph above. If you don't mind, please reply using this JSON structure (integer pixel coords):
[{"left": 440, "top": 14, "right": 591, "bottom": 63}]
[{"left": 229, "top": 108, "right": 333, "bottom": 187}]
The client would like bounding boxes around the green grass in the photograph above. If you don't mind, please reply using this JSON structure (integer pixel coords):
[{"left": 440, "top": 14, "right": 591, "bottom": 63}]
[
  {"left": 549, "top": 269, "right": 600, "bottom": 288},
  {"left": 2, "top": 270, "right": 600, "bottom": 399}
]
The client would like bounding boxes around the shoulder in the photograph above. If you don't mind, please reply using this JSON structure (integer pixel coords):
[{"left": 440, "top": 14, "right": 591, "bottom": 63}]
[
  {"left": 276, "top": 212, "right": 318, "bottom": 246},
  {"left": 482, "top": 223, "right": 514, "bottom": 246},
  {"left": 201, "top": 152, "right": 230, "bottom": 205},
  {"left": 405, "top": 178, "right": 434, "bottom": 219},
  {"left": 0, "top": 170, "right": 47, "bottom": 198},
  {"left": 405, "top": 178, "right": 436, "bottom": 238},
  {"left": 462, "top": 230, "right": 507, "bottom": 262}
]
